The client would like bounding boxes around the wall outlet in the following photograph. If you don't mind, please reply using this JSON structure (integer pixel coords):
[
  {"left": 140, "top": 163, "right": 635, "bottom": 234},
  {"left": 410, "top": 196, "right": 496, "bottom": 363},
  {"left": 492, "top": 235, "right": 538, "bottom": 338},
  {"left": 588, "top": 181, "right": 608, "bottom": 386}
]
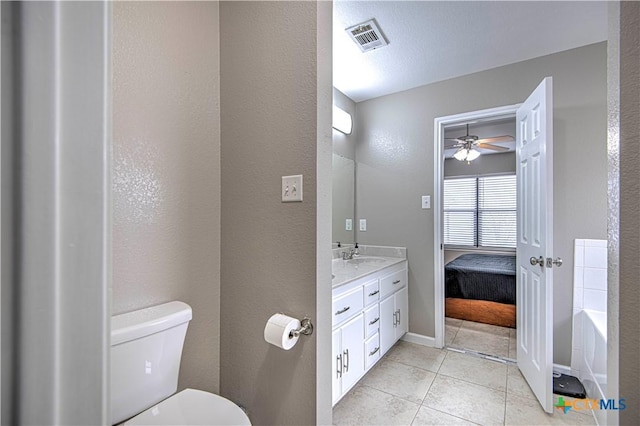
[
  {"left": 359, "top": 219, "right": 367, "bottom": 231},
  {"left": 282, "top": 175, "right": 303, "bottom": 202},
  {"left": 422, "top": 195, "right": 431, "bottom": 209},
  {"left": 345, "top": 218, "right": 353, "bottom": 231}
]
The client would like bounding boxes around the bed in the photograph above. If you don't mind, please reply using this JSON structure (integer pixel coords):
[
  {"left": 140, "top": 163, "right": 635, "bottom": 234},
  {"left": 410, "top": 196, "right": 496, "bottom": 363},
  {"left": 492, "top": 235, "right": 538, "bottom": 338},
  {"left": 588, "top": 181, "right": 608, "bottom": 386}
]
[{"left": 445, "top": 253, "right": 516, "bottom": 328}]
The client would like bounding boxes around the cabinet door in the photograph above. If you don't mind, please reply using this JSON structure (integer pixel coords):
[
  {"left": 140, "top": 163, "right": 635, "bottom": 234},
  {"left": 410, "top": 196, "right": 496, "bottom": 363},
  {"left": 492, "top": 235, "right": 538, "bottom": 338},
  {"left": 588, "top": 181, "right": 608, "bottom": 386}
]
[
  {"left": 340, "top": 313, "right": 365, "bottom": 394},
  {"left": 395, "top": 286, "right": 409, "bottom": 339},
  {"left": 379, "top": 294, "right": 396, "bottom": 355},
  {"left": 332, "top": 328, "right": 342, "bottom": 405}
]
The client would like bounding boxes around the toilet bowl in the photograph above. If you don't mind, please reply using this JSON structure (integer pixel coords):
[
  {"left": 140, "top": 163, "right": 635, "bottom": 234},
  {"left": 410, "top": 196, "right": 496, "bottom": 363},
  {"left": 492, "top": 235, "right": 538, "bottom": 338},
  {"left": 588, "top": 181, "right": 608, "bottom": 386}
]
[
  {"left": 111, "top": 301, "right": 250, "bottom": 425},
  {"left": 125, "top": 389, "right": 250, "bottom": 426}
]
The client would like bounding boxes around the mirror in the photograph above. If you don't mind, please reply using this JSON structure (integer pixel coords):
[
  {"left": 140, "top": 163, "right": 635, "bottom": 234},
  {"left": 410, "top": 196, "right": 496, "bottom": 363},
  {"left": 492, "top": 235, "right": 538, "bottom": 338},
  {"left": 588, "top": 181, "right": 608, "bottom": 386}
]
[{"left": 332, "top": 153, "right": 355, "bottom": 245}]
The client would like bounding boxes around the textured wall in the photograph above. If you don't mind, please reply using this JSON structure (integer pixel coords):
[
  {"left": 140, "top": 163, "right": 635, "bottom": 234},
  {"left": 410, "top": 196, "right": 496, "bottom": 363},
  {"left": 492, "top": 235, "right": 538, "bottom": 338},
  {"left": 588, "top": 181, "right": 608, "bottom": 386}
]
[
  {"left": 618, "top": 1, "right": 640, "bottom": 422},
  {"left": 112, "top": 2, "right": 221, "bottom": 393},
  {"left": 354, "top": 43, "right": 607, "bottom": 365},
  {"left": 219, "top": 2, "right": 321, "bottom": 424}
]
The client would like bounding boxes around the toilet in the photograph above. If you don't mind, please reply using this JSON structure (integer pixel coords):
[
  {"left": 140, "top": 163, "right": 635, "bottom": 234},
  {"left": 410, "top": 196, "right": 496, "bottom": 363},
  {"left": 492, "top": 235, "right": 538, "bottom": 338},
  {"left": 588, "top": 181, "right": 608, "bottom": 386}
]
[{"left": 111, "top": 301, "right": 251, "bottom": 425}]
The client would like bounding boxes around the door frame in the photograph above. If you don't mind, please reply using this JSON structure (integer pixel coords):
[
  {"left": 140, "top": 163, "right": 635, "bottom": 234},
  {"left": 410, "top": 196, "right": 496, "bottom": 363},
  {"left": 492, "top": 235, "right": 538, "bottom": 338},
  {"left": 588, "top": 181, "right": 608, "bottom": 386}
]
[{"left": 433, "top": 104, "right": 521, "bottom": 348}]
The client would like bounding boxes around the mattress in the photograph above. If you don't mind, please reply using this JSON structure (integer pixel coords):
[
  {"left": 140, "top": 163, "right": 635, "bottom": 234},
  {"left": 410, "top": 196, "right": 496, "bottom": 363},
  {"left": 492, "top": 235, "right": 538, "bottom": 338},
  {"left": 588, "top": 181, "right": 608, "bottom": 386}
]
[{"left": 445, "top": 253, "right": 516, "bottom": 305}]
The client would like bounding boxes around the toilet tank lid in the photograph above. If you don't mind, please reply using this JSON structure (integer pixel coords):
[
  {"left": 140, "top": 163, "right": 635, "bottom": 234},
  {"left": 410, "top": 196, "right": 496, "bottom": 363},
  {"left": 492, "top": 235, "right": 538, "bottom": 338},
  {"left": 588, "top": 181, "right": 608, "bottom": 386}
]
[{"left": 112, "top": 301, "right": 192, "bottom": 346}]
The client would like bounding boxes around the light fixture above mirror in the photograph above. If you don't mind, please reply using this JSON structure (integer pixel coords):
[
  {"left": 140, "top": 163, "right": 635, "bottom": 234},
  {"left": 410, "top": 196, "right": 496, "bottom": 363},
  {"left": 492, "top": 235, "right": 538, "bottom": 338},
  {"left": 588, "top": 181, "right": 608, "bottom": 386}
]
[{"left": 332, "top": 105, "right": 353, "bottom": 135}]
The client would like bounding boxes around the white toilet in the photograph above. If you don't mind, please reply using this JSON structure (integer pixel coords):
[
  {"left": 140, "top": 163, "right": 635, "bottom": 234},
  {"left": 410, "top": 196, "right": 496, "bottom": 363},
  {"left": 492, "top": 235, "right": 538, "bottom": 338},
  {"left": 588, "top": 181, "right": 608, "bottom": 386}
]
[{"left": 111, "top": 301, "right": 251, "bottom": 425}]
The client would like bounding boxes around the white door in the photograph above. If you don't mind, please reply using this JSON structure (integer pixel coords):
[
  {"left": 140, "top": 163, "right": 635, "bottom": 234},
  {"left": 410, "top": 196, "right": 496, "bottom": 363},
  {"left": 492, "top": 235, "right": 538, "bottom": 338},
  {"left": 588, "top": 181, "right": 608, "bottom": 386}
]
[{"left": 516, "top": 77, "right": 554, "bottom": 413}]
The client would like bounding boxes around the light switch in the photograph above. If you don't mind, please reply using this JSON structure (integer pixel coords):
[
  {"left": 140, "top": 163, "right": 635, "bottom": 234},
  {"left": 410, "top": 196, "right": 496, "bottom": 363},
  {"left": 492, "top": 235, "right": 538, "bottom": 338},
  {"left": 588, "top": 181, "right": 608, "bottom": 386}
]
[
  {"left": 345, "top": 218, "right": 353, "bottom": 231},
  {"left": 282, "top": 175, "right": 303, "bottom": 202},
  {"left": 422, "top": 195, "right": 431, "bottom": 209},
  {"left": 359, "top": 219, "right": 367, "bottom": 231}
]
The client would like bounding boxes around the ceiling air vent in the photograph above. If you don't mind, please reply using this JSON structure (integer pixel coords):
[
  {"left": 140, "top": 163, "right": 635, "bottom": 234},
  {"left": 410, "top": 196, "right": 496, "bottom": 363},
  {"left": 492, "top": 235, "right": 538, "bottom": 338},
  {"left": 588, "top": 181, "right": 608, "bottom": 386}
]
[{"left": 346, "top": 19, "right": 388, "bottom": 53}]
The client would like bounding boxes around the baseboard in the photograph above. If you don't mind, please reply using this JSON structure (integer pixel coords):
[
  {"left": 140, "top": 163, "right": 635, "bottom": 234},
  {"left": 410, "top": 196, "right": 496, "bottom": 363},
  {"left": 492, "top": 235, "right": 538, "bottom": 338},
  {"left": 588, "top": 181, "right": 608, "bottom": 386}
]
[
  {"left": 553, "top": 363, "right": 572, "bottom": 375},
  {"left": 401, "top": 332, "right": 436, "bottom": 347}
]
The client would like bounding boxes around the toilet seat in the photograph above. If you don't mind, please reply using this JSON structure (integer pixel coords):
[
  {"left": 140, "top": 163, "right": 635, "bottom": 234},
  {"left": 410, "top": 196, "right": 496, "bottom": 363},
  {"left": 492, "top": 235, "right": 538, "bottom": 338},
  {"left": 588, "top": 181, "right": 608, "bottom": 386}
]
[{"left": 125, "top": 388, "right": 251, "bottom": 426}]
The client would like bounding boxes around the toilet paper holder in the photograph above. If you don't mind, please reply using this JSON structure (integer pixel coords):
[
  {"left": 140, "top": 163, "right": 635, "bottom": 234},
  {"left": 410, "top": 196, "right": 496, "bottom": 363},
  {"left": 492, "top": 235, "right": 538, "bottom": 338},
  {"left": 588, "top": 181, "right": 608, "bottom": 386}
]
[{"left": 289, "top": 317, "right": 314, "bottom": 339}]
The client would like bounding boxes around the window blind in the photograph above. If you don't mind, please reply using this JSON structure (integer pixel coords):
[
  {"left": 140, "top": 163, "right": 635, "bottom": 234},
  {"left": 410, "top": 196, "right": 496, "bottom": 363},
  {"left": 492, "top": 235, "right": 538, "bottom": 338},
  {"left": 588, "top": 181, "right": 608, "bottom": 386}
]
[{"left": 444, "top": 174, "right": 516, "bottom": 249}]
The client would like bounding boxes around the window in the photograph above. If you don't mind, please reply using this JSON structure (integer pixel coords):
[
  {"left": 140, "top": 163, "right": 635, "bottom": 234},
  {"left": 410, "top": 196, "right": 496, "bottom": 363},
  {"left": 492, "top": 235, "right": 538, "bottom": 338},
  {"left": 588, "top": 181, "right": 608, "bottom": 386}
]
[{"left": 444, "top": 174, "right": 517, "bottom": 249}]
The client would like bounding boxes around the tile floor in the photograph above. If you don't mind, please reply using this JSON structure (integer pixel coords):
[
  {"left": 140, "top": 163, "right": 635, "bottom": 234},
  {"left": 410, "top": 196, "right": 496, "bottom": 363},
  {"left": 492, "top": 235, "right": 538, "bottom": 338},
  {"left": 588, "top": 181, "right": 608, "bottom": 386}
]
[
  {"left": 445, "top": 317, "right": 514, "bottom": 359},
  {"left": 333, "top": 339, "right": 596, "bottom": 425}
]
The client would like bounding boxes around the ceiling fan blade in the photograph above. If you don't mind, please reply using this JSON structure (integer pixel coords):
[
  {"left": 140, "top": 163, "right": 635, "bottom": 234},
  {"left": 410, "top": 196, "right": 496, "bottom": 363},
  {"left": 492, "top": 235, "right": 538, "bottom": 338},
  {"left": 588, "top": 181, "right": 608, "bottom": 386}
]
[
  {"left": 477, "top": 135, "right": 515, "bottom": 144},
  {"left": 476, "top": 142, "right": 509, "bottom": 152},
  {"left": 445, "top": 138, "right": 463, "bottom": 141},
  {"left": 444, "top": 144, "right": 461, "bottom": 150}
]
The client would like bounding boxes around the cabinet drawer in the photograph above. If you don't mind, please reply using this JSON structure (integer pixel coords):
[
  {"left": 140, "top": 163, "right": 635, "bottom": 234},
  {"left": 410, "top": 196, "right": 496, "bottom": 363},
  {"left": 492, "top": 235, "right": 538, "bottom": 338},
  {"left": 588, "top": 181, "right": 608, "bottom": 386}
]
[
  {"left": 332, "top": 287, "right": 364, "bottom": 327},
  {"left": 380, "top": 269, "right": 406, "bottom": 299},
  {"left": 363, "top": 280, "right": 380, "bottom": 307},
  {"left": 364, "top": 304, "right": 380, "bottom": 338},
  {"left": 365, "top": 333, "right": 381, "bottom": 369}
]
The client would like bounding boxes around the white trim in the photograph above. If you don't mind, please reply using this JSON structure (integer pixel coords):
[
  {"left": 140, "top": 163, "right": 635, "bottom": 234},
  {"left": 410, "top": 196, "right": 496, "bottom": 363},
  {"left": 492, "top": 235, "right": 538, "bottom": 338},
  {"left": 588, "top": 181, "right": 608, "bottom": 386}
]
[
  {"left": 401, "top": 332, "right": 436, "bottom": 348},
  {"left": 553, "top": 363, "right": 572, "bottom": 376},
  {"left": 433, "top": 104, "right": 520, "bottom": 350}
]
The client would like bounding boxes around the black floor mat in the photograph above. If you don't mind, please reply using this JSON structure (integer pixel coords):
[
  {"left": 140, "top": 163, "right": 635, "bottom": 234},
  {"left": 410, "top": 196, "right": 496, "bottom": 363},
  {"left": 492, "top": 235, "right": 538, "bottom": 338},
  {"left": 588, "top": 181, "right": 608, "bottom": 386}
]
[{"left": 553, "top": 373, "right": 586, "bottom": 399}]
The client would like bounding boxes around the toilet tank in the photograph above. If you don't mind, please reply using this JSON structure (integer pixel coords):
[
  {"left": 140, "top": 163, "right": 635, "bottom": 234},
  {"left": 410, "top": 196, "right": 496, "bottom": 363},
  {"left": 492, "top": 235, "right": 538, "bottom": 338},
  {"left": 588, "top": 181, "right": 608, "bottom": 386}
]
[{"left": 111, "top": 301, "right": 192, "bottom": 425}]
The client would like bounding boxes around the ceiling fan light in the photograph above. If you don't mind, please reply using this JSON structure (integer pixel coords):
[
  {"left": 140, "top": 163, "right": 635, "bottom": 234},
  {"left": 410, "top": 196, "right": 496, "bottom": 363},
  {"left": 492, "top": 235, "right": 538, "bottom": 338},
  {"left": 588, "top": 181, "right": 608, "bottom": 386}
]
[
  {"left": 453, "top": 148, "right": 468, "bottom": 161},
  {"left": 466, "top": 148, "right": 481, "bottom": 161}
]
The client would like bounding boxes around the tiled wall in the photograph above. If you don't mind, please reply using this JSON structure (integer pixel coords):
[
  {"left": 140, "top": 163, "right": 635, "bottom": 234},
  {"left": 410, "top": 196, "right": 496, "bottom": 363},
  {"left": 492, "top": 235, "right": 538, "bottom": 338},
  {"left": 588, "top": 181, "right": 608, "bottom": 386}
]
[{"left": 571, "top": 238, "right": 607, "bottom": 375}]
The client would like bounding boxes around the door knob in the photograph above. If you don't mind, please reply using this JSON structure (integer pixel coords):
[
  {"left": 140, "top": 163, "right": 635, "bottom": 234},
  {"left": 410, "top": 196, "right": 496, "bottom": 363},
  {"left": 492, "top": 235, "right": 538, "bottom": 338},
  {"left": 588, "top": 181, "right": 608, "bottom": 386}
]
[
  {"left": 546, "top": 257, "right": 563, "bottom": 267},
  {"left": 530, "top": 256, "right": 544, "bottom": 267}
]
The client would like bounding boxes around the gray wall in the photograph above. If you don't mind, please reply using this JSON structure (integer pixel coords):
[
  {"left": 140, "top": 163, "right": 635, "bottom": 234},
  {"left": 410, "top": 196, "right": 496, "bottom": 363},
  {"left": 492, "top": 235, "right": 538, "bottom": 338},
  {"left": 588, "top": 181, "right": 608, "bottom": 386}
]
[
  {"left": 355, "top": 42, "right": 608, "bottom": 366},
  {"left": 112, "top": 2, "right": 221, "bottom": 393},
  {"left": 618, "top": 1, "right": 640, "bottom": 422},
  {"left": 219, "top": 2, "right": 328, "bottom": 424},
  {"left": 1, "top": 3, "right": 16, "bottom": 422}
]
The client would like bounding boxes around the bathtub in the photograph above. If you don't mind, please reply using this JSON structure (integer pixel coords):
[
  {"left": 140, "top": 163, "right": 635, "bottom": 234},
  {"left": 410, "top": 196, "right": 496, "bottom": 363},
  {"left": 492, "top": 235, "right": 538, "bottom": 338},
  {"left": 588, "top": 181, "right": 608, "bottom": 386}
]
[{"left": 580, "top": 309, "right": 607, "bottom": 425}]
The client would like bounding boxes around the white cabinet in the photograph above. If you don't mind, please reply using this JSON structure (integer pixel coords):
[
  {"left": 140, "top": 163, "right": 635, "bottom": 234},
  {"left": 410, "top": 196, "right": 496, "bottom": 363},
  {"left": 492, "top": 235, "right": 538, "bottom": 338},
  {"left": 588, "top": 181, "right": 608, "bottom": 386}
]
[
  {"left": 331, "top": 260, "right": 408, "bottom": 406},
  {"left": 332, "top": 313, "right": 365, "bottom": 405},
  {"left": 380, "top": 284, "right": 408, "bottom": 354}
]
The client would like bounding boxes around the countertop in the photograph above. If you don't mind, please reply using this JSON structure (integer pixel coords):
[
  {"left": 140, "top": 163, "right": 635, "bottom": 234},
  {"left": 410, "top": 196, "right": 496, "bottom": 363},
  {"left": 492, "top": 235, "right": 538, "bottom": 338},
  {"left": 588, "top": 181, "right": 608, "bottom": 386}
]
[{"left": 332, "top": 256, "right": 407, "bottom": 288}]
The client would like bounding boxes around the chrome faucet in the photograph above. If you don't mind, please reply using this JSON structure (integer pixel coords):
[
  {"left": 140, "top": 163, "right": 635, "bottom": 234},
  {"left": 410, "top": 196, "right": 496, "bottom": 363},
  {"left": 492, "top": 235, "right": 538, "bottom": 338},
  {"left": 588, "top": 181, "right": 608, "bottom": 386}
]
[{"left": 342, "top": 249, "right": 356, "bottom": 260}]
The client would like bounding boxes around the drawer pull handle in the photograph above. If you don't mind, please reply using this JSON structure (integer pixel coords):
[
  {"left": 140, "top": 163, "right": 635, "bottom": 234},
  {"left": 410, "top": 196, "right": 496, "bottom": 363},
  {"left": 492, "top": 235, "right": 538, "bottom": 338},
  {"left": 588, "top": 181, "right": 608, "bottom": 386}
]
[
  {"left": 369, "top": 346, "right": 380, "bottom": 356},
  {"left": 343, "top": 349, "right": 350, "bottom": 372},
  {"left": 336, "top": 354, "right": 342, "bottom": 378},
  {"left": 368, "top": 290, "right": 380, "bottom": 297},
  {"left": 335, "top": 306, "right": 350, "bottom": 315},
  {"left": 392, "top": 279, "right": 401, "bottom": 285},
  {"left": 369, "top": 317, "right": 380, "bottom": 325}
]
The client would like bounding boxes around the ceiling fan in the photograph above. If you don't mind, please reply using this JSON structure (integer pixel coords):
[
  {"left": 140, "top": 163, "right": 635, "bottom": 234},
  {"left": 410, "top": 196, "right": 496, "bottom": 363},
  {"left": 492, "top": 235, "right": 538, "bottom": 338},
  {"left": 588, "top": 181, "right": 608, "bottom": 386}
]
[{"left": 445, "top": 123, "right": 514, "bottom": 162}]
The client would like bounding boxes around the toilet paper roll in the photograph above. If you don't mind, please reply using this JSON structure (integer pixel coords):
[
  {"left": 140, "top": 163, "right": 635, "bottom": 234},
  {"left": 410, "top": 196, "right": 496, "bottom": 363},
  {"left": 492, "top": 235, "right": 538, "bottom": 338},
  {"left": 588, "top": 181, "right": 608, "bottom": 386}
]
[{"left": 264, "top": 313, "right": 301, "bottom": 350}]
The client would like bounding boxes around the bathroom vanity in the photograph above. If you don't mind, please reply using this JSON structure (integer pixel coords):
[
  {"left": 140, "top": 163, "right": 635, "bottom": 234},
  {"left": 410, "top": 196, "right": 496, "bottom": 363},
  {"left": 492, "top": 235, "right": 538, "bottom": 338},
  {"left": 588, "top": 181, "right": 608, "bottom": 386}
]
[{"left": 331, "top": 247, "right": 408, "bottom": 406}]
